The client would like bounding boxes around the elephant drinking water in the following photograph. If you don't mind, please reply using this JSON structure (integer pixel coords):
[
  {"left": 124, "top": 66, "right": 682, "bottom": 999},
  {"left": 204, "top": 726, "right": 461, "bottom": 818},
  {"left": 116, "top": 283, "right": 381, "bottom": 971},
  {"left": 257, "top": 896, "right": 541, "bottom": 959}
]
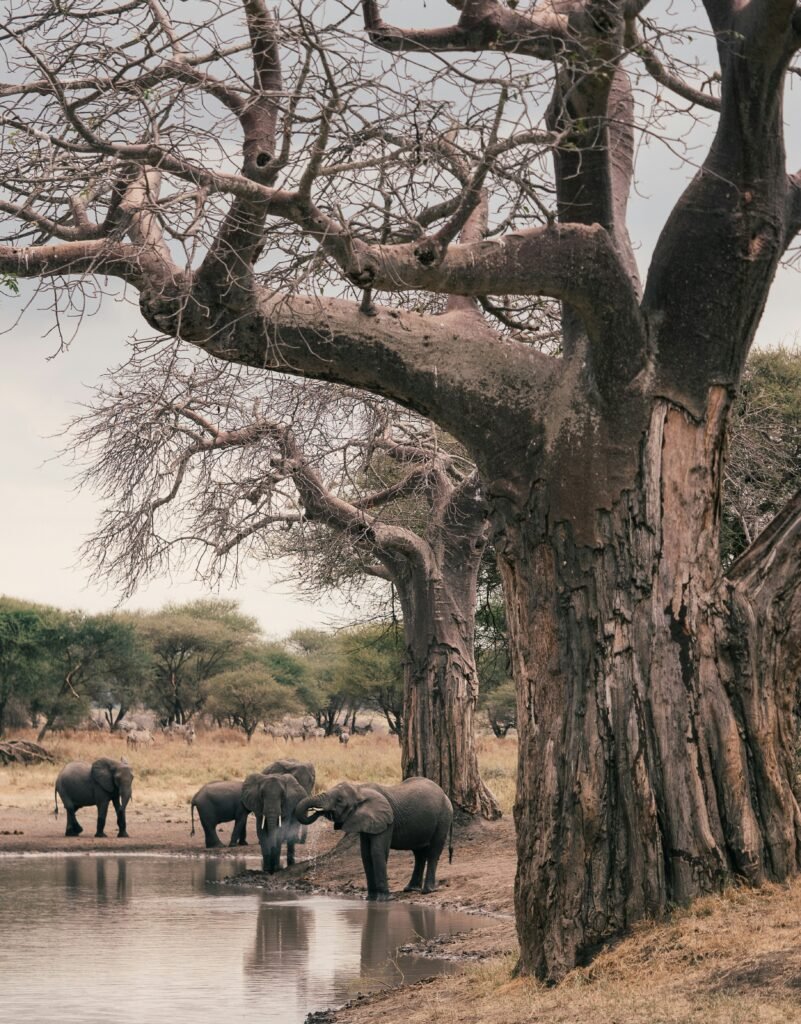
[
  {"left": 241, "top": 765, "right": 314, "bottom": 873},
  {"left": 294, "top": 777, "right": 453, "bottom": 900},
  {"left": 54, "top": 758, "right": 133, "bottom": 838}
]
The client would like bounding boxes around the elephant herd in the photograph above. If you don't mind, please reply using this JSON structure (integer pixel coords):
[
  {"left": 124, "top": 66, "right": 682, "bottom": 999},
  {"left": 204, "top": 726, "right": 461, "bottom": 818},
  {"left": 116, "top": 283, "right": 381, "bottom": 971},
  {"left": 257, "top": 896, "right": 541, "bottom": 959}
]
[{"left": 53, "top": 757, "right": 454, "bottom": 900}]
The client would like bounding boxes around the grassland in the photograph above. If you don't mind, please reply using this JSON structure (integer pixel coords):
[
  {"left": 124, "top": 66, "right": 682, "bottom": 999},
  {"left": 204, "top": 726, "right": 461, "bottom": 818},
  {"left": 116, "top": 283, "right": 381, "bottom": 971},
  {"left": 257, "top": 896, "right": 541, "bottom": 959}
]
[{"left": 0, "top": 726, "right": 518, "bottom": 815}]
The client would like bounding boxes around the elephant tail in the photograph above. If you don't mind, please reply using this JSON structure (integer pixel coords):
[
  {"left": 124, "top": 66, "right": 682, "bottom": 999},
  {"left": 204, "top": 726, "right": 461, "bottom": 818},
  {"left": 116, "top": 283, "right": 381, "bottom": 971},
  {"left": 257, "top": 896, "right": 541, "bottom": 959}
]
[
  {"left": 448, "top": 820, "right": 453, "bottom": 864},
  {"left": 53, "top": 783, "right": 59, "bottom": 818},
  {"left": 190, "top": 799, "right": 196, "bottom": 837}
]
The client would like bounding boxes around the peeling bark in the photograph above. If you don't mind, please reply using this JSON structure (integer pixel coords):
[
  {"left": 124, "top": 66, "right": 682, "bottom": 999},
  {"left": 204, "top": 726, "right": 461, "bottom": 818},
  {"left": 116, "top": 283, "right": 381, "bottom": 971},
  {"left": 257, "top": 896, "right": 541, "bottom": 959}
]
[{"left": 493, "top": 387, "right": 801, "bottom": 979}]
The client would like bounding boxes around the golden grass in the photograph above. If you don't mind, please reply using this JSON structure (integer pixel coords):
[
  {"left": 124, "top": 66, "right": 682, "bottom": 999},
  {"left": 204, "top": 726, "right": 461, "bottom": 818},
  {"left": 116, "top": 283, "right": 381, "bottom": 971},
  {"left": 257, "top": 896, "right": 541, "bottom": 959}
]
[
  {"left": 346, "top": 882, "right": 801, "bottom": 1024},
  {"left": 0, "top": 727, "right": 518, "bottom": 814}
]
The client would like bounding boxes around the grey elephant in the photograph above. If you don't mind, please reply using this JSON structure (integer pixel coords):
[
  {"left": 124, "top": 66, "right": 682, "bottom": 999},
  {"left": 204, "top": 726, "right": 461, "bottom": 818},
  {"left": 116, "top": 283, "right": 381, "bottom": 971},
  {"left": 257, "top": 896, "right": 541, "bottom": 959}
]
[
  {"left": 241, "top": 770, "right": 312, "bottom": 873},
  {"left": 294, "top": 777, "right": 453, "bottom": 900},
  {"left": 54, "top": 758, "right": 133, "bottom": 838},
  {"left": 190, "top": 780, "right": 249, "bottom": 849},
  {"left": 262, "top": 758, "right": 316, "bottom": 795}
]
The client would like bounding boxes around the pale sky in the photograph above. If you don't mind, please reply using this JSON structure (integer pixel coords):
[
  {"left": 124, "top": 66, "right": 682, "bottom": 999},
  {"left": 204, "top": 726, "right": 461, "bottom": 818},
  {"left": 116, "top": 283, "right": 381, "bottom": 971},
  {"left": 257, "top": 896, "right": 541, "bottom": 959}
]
[
  {"left": 0, "top": 297, "right": 356, "bottom": 637},
  {"left": 1, "top": 4, "right": 800, "bottom": 637}
]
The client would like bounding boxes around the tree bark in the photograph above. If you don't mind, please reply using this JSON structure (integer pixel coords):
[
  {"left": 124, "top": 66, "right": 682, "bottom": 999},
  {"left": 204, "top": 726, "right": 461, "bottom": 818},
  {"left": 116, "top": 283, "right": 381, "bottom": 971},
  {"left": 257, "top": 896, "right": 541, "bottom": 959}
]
[
  {"left": 394, "top": 489, "right": 501, "bottom": 821},
  {"left": 495, "top": 386, "right": 801, "bottom": 979}
]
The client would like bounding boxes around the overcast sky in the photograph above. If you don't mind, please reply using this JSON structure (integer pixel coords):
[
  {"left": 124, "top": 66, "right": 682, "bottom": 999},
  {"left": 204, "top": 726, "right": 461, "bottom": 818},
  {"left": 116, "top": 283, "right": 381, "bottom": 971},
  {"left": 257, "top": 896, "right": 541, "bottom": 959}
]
[
  {"left": 0, "top": 297, "right": 357, "bottom": 637},
  {"left": 1, "top": 4, "right": 800, "bottom": 638}
]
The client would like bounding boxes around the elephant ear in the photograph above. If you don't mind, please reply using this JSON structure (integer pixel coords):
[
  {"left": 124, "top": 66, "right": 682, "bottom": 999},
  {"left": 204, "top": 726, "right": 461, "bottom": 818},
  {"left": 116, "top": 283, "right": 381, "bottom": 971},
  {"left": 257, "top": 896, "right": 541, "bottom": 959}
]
[
  {"left": 342, "top": 788, "right": 393, "bottom": 835},
  {"left": 280, "top": 775, "right": 308, "bottom": 817},
  {"left": 91, "top": 758, "right": 115, "bottom": 794},
  {"left": 241, "top": 773, "right": 265, "bottom": 813}
]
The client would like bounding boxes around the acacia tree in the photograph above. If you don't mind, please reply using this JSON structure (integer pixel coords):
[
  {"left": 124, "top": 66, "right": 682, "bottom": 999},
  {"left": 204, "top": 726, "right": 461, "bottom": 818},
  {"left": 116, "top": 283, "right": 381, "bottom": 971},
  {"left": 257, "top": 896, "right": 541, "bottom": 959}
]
[
  {"left": 3, "top": 0, "right": 801, "bottom": 979},
  {"left": 133, "top": 599, "right": 260, "bottom": 724},
  {"left": 0, "top": 598, "right": 47, "bottom": 736},
  {"left": 205, "top": 662, "right": 301, "bottom": 740},
  {"left": 70, "top": 354, "right": 499, "bottom": 817},
  {"left": 339, "top": 622, "right": 405, "bottom": 737}
]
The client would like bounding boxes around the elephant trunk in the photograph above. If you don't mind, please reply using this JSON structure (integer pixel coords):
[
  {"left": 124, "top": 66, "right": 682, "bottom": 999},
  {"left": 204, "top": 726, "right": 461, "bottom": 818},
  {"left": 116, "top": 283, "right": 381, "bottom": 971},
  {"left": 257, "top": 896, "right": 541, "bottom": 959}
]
[
  {"left": 294, "top": 794, "right": 328, "bottom": 825},
  {"left": 259, "top": 814, "right": 281, "bottom": 874}
]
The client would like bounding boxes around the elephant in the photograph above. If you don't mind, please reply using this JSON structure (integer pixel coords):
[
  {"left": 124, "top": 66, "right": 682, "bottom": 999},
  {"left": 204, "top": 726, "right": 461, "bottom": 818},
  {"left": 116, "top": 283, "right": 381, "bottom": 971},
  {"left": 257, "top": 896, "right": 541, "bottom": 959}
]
[
  {"left": 190, "top": 780, "right": 250, "bottom": 849},
  {"left": 241, "top": 771, "right": 312, "bottom": 873},
  {"left": 294, "top": 777, "right": 453, "bottom": 900},
  {"left": 54, "top": 758, "right": 133, "bottom": 838},
  {"left": 262, "top": 758, "right": 316, "bottom": 795}
]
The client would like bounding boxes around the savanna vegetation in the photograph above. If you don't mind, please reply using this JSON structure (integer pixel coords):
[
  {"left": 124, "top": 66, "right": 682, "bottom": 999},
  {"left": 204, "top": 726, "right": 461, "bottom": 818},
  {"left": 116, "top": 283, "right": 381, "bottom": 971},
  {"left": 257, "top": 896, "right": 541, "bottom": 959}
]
[{"left": 0, "top": 595, "right": 415, "bottom": 743}]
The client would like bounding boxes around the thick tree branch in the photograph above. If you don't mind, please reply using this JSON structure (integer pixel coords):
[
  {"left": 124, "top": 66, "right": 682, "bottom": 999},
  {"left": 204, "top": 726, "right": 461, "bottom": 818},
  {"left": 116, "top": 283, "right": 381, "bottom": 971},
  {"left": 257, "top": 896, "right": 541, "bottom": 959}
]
[
  {"left": 727, "top": 487, "right": 801, "bottom": 586},
  {"left": 271, "top": 424, "right": 432, "bottom": 571},
  {"left": 361, "top": 0, "right": 568, "bottom": 59},
  {"left": 165, "top": 288, "right": 557, "bottom": 455},
  {"left": 0, "top": 238, "right": 170, "bottom": 290},
  {"left": 348, "top": 222, "right": 645, "bottom": 389},
  {"left": 0, "top": 199, "right": 105, "bottom": 242}
]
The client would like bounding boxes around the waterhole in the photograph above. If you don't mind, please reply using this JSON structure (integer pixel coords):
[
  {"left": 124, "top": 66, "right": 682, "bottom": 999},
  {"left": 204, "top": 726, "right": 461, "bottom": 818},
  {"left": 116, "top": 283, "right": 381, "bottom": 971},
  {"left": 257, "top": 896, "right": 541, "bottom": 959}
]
[{"left": 0, "top": 854, "right": 478, "bottom": 1023}]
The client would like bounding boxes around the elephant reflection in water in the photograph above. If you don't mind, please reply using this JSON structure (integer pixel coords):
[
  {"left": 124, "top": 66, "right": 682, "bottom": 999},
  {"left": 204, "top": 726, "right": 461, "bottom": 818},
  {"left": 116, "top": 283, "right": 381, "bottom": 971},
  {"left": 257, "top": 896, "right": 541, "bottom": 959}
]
[
  {"left": 358, "top": 903, "right": 432, "bottom": 981},
  {"left": 245, "top": 894, "right": 313, "bottom": 1010},
  {"left": 63, "top": 857, "right": 130, "bottom": 905},
  {"left": 246, "top": 893, "right": 310, "bottom": 971}
]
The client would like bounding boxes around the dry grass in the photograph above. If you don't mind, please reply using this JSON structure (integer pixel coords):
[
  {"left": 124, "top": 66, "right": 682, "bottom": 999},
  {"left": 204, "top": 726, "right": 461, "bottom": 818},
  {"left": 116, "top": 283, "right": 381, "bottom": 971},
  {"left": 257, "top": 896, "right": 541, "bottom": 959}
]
[
  {"left": 343, "top": 882, "right": 801, "bottom": 1024},
  {"left": 0, "top": 728, "right": 518, "bottom": 815}
]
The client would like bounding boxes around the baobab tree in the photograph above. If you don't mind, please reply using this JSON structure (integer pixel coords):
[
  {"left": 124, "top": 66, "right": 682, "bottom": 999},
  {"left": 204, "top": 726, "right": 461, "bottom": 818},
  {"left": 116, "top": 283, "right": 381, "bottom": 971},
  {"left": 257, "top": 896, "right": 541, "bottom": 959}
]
[
  {"left": 70, "top": 353, "right": 500, "bottom": 818},
  {"left": 2, "top": 0, "right": 801, "bottom": 980}
]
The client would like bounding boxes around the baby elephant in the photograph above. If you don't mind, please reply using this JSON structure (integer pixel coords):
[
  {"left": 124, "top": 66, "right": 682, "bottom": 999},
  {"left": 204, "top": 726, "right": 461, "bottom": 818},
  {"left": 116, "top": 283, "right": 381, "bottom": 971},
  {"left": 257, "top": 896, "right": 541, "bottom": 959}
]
[
  {"left": 190, "top": 780, "right": 249, "bottom": 849},
  {"left": 54, "top": 758, "right": 133, "bottom": 838},
  {"left": 295, "top": 777, "right": 453, "bottom": 900}
]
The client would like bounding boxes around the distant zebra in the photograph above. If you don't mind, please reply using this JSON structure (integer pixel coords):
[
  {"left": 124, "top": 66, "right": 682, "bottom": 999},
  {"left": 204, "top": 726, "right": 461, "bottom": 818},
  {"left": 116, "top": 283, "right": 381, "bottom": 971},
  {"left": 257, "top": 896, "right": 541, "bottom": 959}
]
[
  {"left": 165, "top": 723, "right": 196, "bottom": 745},
  {"left": 126, "top": 729, "right": 153, "bottom": 749}
]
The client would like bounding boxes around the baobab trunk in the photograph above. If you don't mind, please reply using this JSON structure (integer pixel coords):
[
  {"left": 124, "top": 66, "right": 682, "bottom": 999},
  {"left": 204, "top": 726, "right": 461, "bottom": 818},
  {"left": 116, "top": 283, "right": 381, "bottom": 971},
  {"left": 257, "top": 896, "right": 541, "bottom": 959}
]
[
  {"left": 395, "top": 515, "right": 501, "bottom": 821},
  {"left": 494, "top": 388, "right": 801, "bottom": 979}
]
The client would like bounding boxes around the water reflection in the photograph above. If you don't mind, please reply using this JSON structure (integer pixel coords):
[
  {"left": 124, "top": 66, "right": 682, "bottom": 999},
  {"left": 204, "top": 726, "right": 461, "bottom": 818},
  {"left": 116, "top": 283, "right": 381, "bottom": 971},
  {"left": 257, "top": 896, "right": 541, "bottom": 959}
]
[
  {"left": 62, "top": 856, "right": 132, "bottom": 905},
  {"left": 0, "top": 856, "right": 476, "bottom": 1024}
]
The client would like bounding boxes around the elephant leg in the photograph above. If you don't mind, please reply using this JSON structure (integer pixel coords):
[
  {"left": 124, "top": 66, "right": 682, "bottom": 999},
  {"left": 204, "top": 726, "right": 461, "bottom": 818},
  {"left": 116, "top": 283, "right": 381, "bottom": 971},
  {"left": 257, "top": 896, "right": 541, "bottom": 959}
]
[
  {"left": 229, "top": 809, "right": 248, "bottom": 847},
  {"left": 200, "top": 812, "right": 223, "bottom": 848},
  {"left": 286, "top": 841, "right": 296, "bottom": 867},
  {"left": 112, "top": 795, "right": 129, "bottom": 838},
  {"left": 95, "top": 798, "right": 110, "bottom": 838},
  {"left": 359, "top": 834, "right": 376, "bottom": 894},
  {"left": 263, "top": 844, "right": 281, "bottom": 873},
  {"left": 361, "top": 832, "right": 392, "bottom": 901},
  {"left": 404, "top": 849, "right": 428, "bottom": 892},
  {"left": 64, "top": 805, "right": 83, "bottom": 837},
  {"left": 258, "top": 824, "right": 281, "bottom": 872},
  {"left": 422, "top": 841, "right": 445, "bottom": 893}
]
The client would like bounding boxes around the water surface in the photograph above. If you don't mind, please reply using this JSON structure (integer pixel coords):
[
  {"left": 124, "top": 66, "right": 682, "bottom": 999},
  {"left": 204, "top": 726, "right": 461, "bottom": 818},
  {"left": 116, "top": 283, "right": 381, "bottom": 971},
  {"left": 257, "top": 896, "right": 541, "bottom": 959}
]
[{"left": 0, "top": 855, "right": 476, "bottom": 1023}]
